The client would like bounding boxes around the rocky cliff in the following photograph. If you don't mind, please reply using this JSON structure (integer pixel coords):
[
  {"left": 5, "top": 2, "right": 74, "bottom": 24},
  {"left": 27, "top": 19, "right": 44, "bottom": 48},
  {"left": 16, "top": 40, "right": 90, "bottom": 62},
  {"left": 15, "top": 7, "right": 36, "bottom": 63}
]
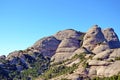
[{"left": 0, "top": 25, "right": 120, "bottom": 80}]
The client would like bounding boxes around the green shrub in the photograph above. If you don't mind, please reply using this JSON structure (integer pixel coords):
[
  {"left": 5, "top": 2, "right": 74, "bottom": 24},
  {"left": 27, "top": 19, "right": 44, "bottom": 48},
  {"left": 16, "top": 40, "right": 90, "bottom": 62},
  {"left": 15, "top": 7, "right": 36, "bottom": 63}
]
[
  {"left": 79, "top": 33, "right": 85, "bottom": 40},
  {"left": 108, "top": 59, "right": 114, "bottom": 62},
  {"left": 40, "top": 64, "right": 78, "bottom": 80},
  {"left": 96, "top": 58, "right": 103, "bottom": 61},
  {"left": 83, "top": 62, "right": 89, "bottom": 68},
  {"left": 79, "top": 33, "right": 85, "bottom": 47},
  {"left": 115, "top": 57, "right": 120, "bottom": 60},
  {"left": 72, "top": 53, "right": 86, "bottom": 61}
]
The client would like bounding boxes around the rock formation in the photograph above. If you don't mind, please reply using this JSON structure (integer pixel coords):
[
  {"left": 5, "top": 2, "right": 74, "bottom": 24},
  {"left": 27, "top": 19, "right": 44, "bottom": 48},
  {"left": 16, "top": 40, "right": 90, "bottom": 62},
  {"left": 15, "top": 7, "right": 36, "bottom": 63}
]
[
  {"left": 54, "top": 29, "right": 82, "bottom": 40},
  {"left": 32, "top": 36, "right": 60, "bottom": 57},
  {"left": 1, "top": 25, "right": 120, "bottom": 80},
  {"left": 103, "top": 28, "right": 120, "bottom": 48},
  {"left": 51, "top": 38, "right": 80, "bottom": 62},
  {"left": 51, "top": 29, "right": 83, "bottom": 62},
  {"left": 82, "top": 25, "right": 107, "bottom": 52}
]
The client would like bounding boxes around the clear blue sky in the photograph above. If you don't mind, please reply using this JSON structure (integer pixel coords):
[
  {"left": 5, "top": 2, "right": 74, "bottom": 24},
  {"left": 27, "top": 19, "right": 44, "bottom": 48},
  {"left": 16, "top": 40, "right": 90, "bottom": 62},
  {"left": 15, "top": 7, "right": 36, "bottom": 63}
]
[{"left": 0, "top": 0, "right": 120, "bottom": 56}]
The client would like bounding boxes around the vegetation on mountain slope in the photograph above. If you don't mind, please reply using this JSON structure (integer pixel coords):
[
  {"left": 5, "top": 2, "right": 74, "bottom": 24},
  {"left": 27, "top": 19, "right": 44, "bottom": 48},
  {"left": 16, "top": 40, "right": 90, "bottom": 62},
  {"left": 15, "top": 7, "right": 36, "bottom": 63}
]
[{"left": 0, "top": 52, "right": 50, "bottom": 80}]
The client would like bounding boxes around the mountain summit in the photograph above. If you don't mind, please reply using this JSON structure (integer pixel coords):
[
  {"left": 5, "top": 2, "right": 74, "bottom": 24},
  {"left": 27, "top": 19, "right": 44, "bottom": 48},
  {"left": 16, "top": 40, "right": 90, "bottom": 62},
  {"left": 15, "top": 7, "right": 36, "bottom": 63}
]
[{"left": 0, "top": 25, "right": 120, "bottom": 80}]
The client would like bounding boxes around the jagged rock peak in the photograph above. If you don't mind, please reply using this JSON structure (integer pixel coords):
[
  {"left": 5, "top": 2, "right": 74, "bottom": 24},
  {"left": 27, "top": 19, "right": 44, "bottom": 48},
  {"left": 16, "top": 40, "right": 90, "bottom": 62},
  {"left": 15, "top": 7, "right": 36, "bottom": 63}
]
[
  {"left": 87, "top": 25, "right": 102, "bottom": 33},
  {"left": 91, "top": 24, "right": 99, "bottom": 28},
  {"left": 105, "top": 28, "right": 114, "bottom": 31},
  {"left": 82, "top": 25, "right": 106, "bottom": 51},
  {"left": 103, "top": 28, "right": 119, "bottom": 41},
  {"left": 54, "top": 29, "right": 83, "bottom": 40},
  {"left": 103, "top": 27, "right": 120, "bottom": 48}
]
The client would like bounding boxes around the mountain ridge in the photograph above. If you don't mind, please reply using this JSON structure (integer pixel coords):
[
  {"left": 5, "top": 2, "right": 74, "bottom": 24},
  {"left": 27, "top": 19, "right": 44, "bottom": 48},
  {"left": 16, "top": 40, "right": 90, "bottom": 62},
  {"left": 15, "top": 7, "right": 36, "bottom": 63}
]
[{"left": 0, "top": 25, "right": 120, "bottom": 80}]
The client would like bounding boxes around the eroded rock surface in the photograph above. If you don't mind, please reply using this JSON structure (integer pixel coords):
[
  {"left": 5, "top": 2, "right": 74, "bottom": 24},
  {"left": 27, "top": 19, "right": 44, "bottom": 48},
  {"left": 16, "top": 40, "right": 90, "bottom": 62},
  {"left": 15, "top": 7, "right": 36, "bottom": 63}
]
[
  {"left": 54, "top": 29, "right": 82, "bottom": 40},
  {"left": 82, "top": 25, "right": 106, "bottom": 52},
  {"left": 3, "top": 25, "right": 120, "bottom": 80},
  {"left": 103, "top": 28, "right": 120, "bottom": 48},
  {"left": 51, "top": 38, "right": 80, "bottom": 62},
  {"left": 32, "top": 36, "right": 61, "bottom": 57}
]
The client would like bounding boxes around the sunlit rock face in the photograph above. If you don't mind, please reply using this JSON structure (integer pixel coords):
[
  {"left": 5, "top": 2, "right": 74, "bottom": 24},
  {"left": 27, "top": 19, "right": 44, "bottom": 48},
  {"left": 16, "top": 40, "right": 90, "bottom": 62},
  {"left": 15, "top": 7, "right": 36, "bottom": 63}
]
[
  {"left": 32, "top": 36, "right": 61, "bottom": 57},
  {"left": 3, "top": 25, "right": 120, "bottom": 80},
  {"left": 103, "top": 28, "right": 120, "bottom": 48},
  {"left": 51, "top": 38, "right": 80, "bottom": 62},
  {"left": 54, "top": 29, "right": 82, "bottom": 40},
  {"left": 82, "top": 25, "right": 106, "bottom": 52}
]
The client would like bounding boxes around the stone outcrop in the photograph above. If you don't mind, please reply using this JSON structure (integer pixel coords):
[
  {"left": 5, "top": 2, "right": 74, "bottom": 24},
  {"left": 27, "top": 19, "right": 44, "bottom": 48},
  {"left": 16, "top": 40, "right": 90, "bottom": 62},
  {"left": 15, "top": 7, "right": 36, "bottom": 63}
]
[
  {"left": 51, "top": 38, "right": 80, "bottom": 62},
  {"left": 97, "top": 61, "right": 120, "bottom": 77},
  {"left": 89, "top": 61, "right": 120, "bottom": 77},
  {"left": 54, "top": 29, "right": 82, "bottom": 40},
  {"left": 70, "top": 47, "right": 90, "bottom": 59},
  {"left": 88, "top": 60, "right": 111, "bottom": 66},
  {"left": 82, "top": 25, "right": 106, "bottom": 52},
  {"left": 103, "top": 28, "right": 120, "bottom": 48},
  {"left": 32, "top": 36, "right": 60, "bottom": 57},
  {"left": 93, "top": 49, "right": 113, "bottom": 60},
  {"left": 92, "top": 43, "right": 110, "bottom": 54},
  {"left": 109, "top": 48, "right": 120, "bottom": 58},
  {"left": 2, "top": 25, "right": 120, "bottom": 80},
  {"left": 6, "top": 51, "right": 25, "bottom": 60},
  {"left": 51, "top": 29, "right": 84, "bottom": 62}
]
